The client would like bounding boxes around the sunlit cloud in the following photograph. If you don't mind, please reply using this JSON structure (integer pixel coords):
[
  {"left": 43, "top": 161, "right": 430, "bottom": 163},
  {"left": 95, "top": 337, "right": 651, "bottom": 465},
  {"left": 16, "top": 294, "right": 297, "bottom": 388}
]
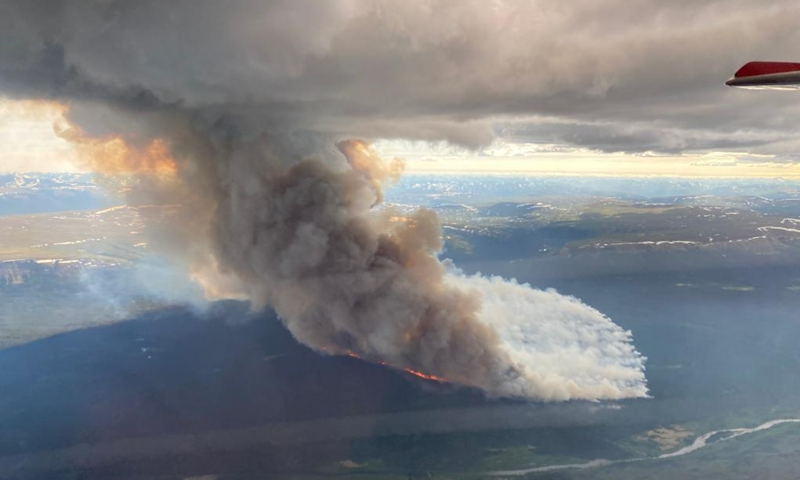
[
  {"left": 374, "top": 139, "right": 800, "bottom": 178},
  {"left": 0, "top": 98, "right": 80, "bottom": 173}
]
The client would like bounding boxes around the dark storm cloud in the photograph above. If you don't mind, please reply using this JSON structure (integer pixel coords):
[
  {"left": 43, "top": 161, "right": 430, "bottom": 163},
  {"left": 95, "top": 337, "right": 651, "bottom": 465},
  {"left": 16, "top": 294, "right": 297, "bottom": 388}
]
[
  {"left": 497, "top": 121, "right": 789, "bottom": 154},
  {"left": 3, "top": 0, "right": 800, "bottom": 152}
]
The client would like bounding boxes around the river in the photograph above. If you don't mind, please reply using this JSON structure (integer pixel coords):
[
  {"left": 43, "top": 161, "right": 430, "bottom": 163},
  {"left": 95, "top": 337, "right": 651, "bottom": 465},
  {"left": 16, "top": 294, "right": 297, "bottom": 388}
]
[{"left": 490, "top": 418, "right": 800, "bottom": 476}]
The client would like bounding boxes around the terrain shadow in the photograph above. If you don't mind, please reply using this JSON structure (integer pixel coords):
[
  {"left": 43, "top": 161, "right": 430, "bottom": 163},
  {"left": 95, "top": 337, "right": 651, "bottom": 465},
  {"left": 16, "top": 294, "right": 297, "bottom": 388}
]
[{"left": 0, "top": 302, "right": 496, "bottom": 457}]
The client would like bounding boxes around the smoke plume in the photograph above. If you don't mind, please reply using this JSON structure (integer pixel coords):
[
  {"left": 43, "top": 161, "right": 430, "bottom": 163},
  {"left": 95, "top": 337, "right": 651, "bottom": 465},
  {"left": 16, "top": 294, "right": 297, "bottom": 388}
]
[
  {"left": 58, "top": 117, "right": 646, "bottom": 400},
  {"left": 0, "top": 0, "right": 650, "bottom": 400}
]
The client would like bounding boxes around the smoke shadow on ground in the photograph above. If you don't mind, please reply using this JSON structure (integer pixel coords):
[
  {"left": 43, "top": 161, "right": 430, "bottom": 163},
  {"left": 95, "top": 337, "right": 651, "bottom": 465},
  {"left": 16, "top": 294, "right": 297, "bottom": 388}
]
[{"left": 0, "top": 301, "right": 511, "bottom": 455}]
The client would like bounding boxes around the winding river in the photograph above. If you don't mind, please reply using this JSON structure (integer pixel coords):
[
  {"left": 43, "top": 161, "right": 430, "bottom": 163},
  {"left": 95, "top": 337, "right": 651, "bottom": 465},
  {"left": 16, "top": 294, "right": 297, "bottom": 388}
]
[{"left": 490, "top": 418, "right": 800, "bottom": 476}]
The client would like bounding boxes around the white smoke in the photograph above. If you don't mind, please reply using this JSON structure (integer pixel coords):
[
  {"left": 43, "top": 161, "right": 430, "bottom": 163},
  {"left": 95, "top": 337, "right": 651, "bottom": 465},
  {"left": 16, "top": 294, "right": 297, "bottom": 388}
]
[{"left": 445, "top": 266, "right": 647, "bottom": 400}]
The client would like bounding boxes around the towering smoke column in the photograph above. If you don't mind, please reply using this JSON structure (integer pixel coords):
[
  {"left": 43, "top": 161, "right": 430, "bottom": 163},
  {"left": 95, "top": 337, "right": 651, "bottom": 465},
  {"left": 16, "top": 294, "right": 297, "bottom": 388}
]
[{"left": 86, "top": 118, "right": 644, "bottom": 401}]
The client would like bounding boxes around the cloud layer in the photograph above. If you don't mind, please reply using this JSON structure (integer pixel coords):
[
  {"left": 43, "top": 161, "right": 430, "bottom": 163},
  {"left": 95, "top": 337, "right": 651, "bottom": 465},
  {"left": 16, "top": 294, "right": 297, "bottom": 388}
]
[{"left": 2, "top": 0, "right": 800, "bottom": 153}]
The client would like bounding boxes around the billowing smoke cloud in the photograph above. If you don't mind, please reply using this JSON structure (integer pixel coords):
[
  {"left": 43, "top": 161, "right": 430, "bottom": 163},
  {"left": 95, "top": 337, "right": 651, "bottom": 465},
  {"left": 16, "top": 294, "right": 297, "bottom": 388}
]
[
  {"left": 4, "top": 0, "right": 800, "bottom": 152},
  {"left": 180, "top": 134, "right": 646, "bottom": 400},
  {"left": 0, "top": 0, "right": 651, "bottom": 400},
  {"left": 48, "top": 118, "right": 648, "bottom": 400}
]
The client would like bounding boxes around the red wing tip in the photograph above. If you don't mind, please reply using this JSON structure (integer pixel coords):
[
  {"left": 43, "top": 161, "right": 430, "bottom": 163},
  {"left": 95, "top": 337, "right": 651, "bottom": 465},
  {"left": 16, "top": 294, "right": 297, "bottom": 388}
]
[{"left": 734, "top": 61, "right": 800, "bottom": 78}]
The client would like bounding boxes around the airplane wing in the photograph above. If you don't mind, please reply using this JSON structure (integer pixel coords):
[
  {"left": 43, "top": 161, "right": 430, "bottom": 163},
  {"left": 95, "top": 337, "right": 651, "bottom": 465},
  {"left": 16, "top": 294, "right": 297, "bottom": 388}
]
[{"left": 726, "top": 61, "right": 800, "bottom": 89}]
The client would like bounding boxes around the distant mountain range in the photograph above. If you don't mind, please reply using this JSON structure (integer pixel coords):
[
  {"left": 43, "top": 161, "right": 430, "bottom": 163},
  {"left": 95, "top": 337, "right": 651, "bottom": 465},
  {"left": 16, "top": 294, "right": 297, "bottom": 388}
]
[{"left": 0, "top": 173, "right": 116, "bottom": 216}]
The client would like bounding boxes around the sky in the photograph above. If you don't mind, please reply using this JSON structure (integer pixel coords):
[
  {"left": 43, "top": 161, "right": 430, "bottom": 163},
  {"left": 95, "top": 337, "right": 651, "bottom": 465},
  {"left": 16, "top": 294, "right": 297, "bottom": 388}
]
[
  {"left": 2, "top": 0, "right": 800, "bottom": 175},
  {"left": 0, "top": 99, "right": 80, "bottom": 172}
]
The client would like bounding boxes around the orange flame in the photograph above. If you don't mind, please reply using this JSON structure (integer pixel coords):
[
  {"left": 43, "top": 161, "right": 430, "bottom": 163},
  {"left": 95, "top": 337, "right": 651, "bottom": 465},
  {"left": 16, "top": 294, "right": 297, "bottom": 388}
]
[
  {"left": 341, "top": 350, "right": 445, "bottom": 383},
  {"left": 400, "top": 367, "right": 447, "bottom": 382}
]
